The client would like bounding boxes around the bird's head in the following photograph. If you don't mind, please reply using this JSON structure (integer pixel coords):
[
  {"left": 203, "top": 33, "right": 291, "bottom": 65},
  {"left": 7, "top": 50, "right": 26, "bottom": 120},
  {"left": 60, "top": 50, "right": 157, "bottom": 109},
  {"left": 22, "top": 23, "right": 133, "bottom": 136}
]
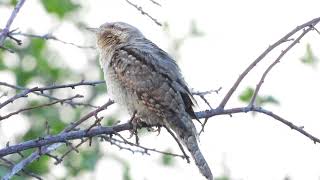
[{"left": 88, "top": 22, "right": 144, "bottom": 50}]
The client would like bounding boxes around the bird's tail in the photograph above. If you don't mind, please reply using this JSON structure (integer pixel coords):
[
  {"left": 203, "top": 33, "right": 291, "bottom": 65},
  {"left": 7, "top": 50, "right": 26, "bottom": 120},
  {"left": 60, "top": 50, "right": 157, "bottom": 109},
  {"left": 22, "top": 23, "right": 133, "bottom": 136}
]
[
  {"left": 166, "top": 115, "right": 213, "bottom": 180},
  {"left": 184, "top": 134, "right": 213, "bottom": 180}
]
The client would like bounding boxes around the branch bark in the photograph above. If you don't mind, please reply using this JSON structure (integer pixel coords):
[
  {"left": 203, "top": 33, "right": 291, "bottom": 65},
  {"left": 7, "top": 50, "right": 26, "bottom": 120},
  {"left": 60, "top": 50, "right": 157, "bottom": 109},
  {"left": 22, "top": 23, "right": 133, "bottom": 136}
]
[{"left": 0, "top": 0, "right": 26, "bottom": 47}]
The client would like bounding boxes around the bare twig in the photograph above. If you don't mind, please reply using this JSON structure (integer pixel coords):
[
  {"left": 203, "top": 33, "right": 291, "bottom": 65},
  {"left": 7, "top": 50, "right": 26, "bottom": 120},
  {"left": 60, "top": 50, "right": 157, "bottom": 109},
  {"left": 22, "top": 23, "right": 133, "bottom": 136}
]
[
  {"left": 195, "top": 106, "right": 320, "bottom": 144},
  {"left": 218, "top": 17, "right": 320, "bottom": 109},
  {"left": 2, "top": 17, "right": 320, "bottom": 179},
  {"left": 149, "top": 0, "right": 161, "bottom": 7},
  {"left": 249, "top": 27, "right": 312, "bottom": 106},
  {"left": 54, "top": 138, "right": 89, "bottom": 165},
  {"left": 0, "top": 81, "right": 101, "bottom": 108},
  {"left": 125, "top": 0, "right": 162, "bottom": 26},
  {"left": 191, "top": 87, "right": 222, "bottom": 109},
  {"left": 0, "top": 87, "right": 38, "bottom": 109},
  {"left": 0, "top": 94, "right": 83, "bottom": 121},
  {"left": 0, "top": 46, "right": 14, "bottom": 53},
  {"left": 10, "top": 32, "right": 95, "bottom": 49},
  {"left": 0, "top": 0, "right": 26, "bottom": 47},
  {"left": 163, "top": 126, "right": 190, "bottom": 163},
  {"left": 105, "top": 135, "right": 186, "bottom": 159},
  {"left": 0, "top": 157, "right": 42, "bottom": 180},
  {"left": 0, "top": 123, "right": 130, "bottom": 157},
  {"left": 1, "top": 101, "right": 113, "bottom": 179}
]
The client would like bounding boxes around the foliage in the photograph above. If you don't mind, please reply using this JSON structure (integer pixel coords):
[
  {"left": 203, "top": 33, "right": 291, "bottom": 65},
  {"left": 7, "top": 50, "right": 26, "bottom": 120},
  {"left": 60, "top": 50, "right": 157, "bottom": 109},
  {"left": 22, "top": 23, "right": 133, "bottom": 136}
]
[
  {"left": 40, "top": 0, "right": 80, "bottom": 19},
  {"left": 300, "top": 43, "right": 319, "bottom": 67},
  {"left": 0, "top": 2, "right": 102, "bottom": 179},
  {"left": 160, "top": 149, "right": 174, "bottom": 166},
  {"left": 239, "top": 87, "right": 279, "bottom": 106},
  {"left": 1, "top": 1, "right": 317, "bottom": 180}
]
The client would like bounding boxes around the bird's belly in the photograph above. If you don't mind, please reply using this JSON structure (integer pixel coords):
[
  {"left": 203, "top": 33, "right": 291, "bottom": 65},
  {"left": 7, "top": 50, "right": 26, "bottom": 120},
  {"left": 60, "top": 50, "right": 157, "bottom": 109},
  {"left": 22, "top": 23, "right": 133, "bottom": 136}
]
[{"left": 104, "top": 70, "right": 163, "bottom": 125}]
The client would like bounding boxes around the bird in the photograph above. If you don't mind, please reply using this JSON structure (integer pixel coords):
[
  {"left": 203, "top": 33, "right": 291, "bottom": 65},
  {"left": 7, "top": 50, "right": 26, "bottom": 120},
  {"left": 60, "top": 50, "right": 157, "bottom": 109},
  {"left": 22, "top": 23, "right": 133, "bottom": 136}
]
[{"left": 91, "top": 22, "right": 213, "bottom": 180}]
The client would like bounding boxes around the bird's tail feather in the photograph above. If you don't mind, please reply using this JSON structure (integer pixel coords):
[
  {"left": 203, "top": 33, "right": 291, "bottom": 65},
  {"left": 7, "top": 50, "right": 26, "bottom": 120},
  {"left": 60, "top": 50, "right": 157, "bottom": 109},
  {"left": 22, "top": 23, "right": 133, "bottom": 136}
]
[
  {"left": 166, "top": 115, "right": 213, "bottom": 180},
  {"left": 184, "top": 135, "right": 213, "bottom": 180}
]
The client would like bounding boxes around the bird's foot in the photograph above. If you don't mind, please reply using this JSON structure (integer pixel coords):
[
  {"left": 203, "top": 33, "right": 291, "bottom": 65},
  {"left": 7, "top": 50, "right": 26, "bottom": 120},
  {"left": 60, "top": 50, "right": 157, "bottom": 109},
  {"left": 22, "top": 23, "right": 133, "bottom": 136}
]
[
  {"left": 128, "top": 111, "right": 145, "bottom": 145},
  {"left": 146, "top": 125, "right": 162, "bottom": 136}
]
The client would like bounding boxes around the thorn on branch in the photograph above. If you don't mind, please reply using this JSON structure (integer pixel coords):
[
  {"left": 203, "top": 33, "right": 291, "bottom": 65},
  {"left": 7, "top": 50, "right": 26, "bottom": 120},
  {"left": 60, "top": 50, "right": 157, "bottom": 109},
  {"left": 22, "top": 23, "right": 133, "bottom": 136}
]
[{"left": 45, "top": 153, "right": 60, "bottom": 164}]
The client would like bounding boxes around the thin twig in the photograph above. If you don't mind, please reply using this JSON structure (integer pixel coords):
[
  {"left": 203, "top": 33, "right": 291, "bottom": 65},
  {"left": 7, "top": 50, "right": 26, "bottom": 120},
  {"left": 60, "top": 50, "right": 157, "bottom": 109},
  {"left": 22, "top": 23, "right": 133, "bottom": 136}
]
[
  {"left": 0, "top": 87, "right": 38, "bottom": 109},
  {"left": 149, "top": 0, "right": 161, "bottom": 7},
  {"left": 0, "top": 81, "right": 101, "bottom": 108},
  {"left": 125, "top": 0, "right": 162, "bottom": 26},
  {"left": 249, "top": 27, "right": 312, "bottom": 106},
  {"left": 191, "top": 87, "right": 222, "bottom": 109},
  {"left": 0, "top": 157, "right": 42, "bottom": 180},
  {"left": 163, "top": 126, "right": 190, "bottom": 163},
  {"left": 218, "top": 17, "right": 320, "bottom": 109},
  {"left": 1, "top": 101, "right": 114, "bottom": 179},
  {"left": 0, "top": 0, "right": 26, "bottom": 47},
  {"left": 0, "top": 94, "right": 83, "bottom": 121},
  {"left": 106, "top": 136, "right": 186, "bottom": 159},
  {"left": 10, "top": 32, "right": 95, "bottom": 49}
]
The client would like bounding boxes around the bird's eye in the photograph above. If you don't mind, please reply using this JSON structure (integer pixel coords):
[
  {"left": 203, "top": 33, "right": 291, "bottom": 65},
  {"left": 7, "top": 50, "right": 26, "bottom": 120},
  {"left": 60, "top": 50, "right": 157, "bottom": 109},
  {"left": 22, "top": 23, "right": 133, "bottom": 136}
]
[{"left": 102, "top": 32, "right": 113, "bottom": 39}]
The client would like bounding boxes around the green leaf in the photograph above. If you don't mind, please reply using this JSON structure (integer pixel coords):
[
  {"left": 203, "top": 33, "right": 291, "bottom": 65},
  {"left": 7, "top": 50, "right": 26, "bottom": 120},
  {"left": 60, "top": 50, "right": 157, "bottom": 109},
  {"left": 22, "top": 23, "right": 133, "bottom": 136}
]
[
  {"left": 239, "top": 87, "right": 279, "bottom": 106},
  {"left": 79, "top": 149, "right": 101, "bottom": 171},
  {"left": 26, "top": 156, "right": 50, "bottom": 174},
  {"left": 105, "top": 117, "right": 117, "bottom": 126},
  {"left": 190, "top": 20, "right": 205, "bottom": 37},
  {"left": 40, "top": 0, "right": 80, "bottom": 19},
  {"left": 161, "top": 149, "right": 174, "bottom": 166},
  {"left": 123, "top": 164, "right": 132, "bottom": 180},
  {"left": 215, "top": 175, "right": 230, "bottom": 180},
  {"left": 300, "top": 43, "right": 319, "bottom": 67},
  {"left": 10, "top": 0, "right": 18, "bottom": 6},
  {"left": 257, "top": 95, "right": 279, "bottom": 106},
  {"left": 239, "top": 87, "right": 254, "bottom": 103}
]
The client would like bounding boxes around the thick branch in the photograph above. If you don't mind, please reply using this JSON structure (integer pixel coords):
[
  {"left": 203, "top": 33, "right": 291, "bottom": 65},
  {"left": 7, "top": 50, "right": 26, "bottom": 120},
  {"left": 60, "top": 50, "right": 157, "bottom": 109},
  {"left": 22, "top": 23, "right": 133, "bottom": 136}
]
[
  {"left": 2, "top": 104, "right": 320, "bottom": 158},
  {"left": 1, "top": 100, "right": 113, "bottom": 179},
  {"left": 0, "top": 123, "right": 131, "bottom": 157}
]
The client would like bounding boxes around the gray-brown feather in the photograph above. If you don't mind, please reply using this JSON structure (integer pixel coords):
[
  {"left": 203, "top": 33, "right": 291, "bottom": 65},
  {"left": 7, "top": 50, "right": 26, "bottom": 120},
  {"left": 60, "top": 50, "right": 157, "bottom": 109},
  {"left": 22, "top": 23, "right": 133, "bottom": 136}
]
[{"left": 97, "top": 22, "right": 212, "bottom": 180}]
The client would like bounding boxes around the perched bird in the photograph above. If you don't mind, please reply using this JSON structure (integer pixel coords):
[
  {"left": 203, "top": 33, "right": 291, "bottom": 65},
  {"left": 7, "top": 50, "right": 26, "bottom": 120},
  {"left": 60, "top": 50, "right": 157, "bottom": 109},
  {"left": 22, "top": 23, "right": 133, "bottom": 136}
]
[{"left": 91, "top": 22, "right": 213, "bottom": 180}]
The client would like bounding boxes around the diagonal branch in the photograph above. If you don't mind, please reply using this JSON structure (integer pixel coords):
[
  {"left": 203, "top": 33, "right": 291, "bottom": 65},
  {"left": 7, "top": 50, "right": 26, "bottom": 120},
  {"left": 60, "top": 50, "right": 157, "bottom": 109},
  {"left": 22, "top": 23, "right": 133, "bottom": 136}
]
[
  {"left": 218, "top": 17, "right": 320, "bottom": 110},
  {"left": 1, "top": 100, "right": 113, "bottom": 180},
  {"left": 0, "top": 0, "right": 26, "bottom": 47},
  {"left": 0, "top": 94, "right": 83, "bottom": 121},
  {"left": 124, "top": 0, "right": 162, "bottom": 26},
  {"left": 249, "top": 27, "right": 313, "bottom": 106}
]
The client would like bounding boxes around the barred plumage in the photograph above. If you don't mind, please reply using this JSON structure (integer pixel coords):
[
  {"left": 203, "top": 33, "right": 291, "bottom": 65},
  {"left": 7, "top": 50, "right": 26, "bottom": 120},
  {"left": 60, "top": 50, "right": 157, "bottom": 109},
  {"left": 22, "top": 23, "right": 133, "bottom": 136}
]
[{"left": 94, "top": 22, "right": 213, "bottom": 180}]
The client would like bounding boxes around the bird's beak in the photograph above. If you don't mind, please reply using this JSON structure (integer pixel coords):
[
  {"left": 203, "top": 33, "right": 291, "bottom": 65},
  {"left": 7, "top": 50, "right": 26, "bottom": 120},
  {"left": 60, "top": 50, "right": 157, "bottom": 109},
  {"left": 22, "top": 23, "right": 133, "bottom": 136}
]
[{"left": 86, "top": 27, "right": 99, "bottom": 34}]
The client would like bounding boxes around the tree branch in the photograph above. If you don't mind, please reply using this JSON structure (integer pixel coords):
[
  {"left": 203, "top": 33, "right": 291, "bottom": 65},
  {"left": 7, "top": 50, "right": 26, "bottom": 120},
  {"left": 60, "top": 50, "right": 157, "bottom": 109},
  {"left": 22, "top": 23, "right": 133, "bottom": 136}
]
[
  {"left": 124, "top": 0, "right": 162, "bottom": 26},
  {"left": 0, "top": 81, "right": 102, "bottom": 108},
  {"left": 249, "top": 27, "right": 313, "bottom": 106},
  {"left": 10, "top": 31, "right": 95, "bottom": 49},
  {"left": 0, "top": 94, "right": 83, "bottom": 121},
  {"left": 0, "top": 0, "right": 26, "bottom": 48},
  {"left": 2, "top": 16, "right": 320, "bottom": 179},
  {"left": 218, "top": 17, "right": 320, "bottom": 109}
]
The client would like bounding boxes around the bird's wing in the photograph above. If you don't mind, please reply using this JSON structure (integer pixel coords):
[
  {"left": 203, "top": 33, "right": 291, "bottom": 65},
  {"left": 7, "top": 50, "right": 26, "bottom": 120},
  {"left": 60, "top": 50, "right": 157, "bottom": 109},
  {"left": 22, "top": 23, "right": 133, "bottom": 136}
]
[{"left": 111, "top": 42, "right": 197, "bottom": 119}]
